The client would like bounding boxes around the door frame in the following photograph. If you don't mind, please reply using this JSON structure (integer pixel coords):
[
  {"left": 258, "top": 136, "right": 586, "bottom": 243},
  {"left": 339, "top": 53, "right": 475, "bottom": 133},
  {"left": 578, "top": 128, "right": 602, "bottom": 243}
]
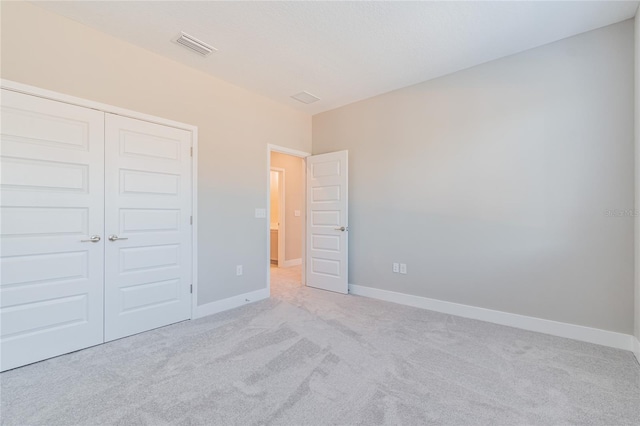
[
  {"left": 267, "top": 144, "right": 310, "bottom": 295},
  {"left": 270, "top": 167, "right": 286, "bottom": 267},
  {"left": 1, "top": 79, "right": 200, "bottom": 320}
]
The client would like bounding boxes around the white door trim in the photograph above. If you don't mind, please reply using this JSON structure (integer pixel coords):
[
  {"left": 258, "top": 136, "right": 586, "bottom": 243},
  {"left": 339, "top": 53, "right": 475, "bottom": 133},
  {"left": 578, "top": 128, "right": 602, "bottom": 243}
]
[
  {"left": 270, "top": 167, "right": 286, "bottom": 267},
  {"left": 268, "top": 144, "right": 312, "bottom": 159},
  {"left": 1, "top": 79, "right": 199, "bottom": 320},
  {"left": 267, "top": 144, "right": 310, "bottom": 295}
]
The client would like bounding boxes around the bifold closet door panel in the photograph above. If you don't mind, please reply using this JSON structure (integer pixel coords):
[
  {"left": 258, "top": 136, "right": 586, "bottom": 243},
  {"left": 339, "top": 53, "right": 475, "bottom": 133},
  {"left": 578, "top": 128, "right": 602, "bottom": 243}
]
[
  {"left": 0, "top": 90, "right": 105, "bottom": 371},
  {"left": 104, "top": 114, "right": 192, "bottom": 341}
]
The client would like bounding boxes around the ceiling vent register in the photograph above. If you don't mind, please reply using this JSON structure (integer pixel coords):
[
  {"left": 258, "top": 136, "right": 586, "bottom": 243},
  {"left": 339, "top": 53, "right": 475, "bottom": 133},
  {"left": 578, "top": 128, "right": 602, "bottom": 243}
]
[
  {"left": 175, "top": 32, "right": 216, "bottom": 56},
  {"left": 291, "top": 91, "right": 320, "bottom": 104}
]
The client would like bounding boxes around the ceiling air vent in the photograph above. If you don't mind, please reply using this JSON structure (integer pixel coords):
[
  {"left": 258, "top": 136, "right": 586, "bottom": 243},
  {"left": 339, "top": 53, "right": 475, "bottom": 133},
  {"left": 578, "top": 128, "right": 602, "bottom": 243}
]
[
  {"left": 291, "top": 91, "right": 320, "bottom": 104},
  {"left": 174, "top": 32, "right": 216, "bottom": 56}
]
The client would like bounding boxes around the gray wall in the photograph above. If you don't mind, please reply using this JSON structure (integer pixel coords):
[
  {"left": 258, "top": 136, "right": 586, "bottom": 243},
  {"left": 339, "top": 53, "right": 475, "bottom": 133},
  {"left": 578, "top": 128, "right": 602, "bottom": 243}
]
[
  {"left": 0, "top": 2, "right": 312, "bottom": 306},
  {"left": 313, "top": 21, "right": 635, "bottom": 334},
  {"left": 635, "top": 13, "right": 640, "bottom": 345}
]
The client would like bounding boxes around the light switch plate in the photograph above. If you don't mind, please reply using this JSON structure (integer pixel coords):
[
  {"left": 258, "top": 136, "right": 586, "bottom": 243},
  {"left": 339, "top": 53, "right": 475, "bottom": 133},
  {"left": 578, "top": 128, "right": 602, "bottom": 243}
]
[
  {"left": 294, "top": 210, "right": 301, "bottom": 217},
  {"left": 255, "top": 208, "right": 266, "bottom": 218}
]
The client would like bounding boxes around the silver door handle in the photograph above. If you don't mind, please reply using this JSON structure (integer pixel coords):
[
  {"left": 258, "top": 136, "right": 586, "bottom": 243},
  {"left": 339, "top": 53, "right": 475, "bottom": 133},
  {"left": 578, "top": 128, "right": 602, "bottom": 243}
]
[
  {"left": 335, "top": 227, "right": 348, "bottom": 232},
  {"left": 81, "top": 235, "right": 101, "bottom": 243},
  {"left": 108, "top": 235, "right": 129, "bottom": 242}
]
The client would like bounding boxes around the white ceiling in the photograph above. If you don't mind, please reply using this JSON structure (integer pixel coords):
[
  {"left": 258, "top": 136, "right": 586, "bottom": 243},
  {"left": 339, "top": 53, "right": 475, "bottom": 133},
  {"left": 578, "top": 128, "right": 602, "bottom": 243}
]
[{"left": 34, "top": 1, "right": 639, "bottom": 115}]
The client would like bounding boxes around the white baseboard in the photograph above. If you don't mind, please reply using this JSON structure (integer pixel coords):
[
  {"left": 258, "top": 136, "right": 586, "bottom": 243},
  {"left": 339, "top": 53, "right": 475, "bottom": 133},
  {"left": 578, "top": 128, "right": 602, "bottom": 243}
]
[
  {"left": 194, "top": 288, "right": 269, "bottom": 319},
  {"left": 633, "top": 336, "right": 640, "bottom": 364},
  {"left": 349, "top": 284, "right": 636, "bottom": 352},
  {"left": 280, "top": 258, "right": 302, "bottom": 268}
]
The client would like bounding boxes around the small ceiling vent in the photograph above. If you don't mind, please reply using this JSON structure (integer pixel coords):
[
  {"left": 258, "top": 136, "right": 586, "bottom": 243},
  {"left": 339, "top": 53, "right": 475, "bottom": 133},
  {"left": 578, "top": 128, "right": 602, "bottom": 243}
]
[
  {"left": 174, "top": 32, "right": 216, "bottom": 56},
  {"left": 291, "top": 91, "right": 320, "bottom": 104}
]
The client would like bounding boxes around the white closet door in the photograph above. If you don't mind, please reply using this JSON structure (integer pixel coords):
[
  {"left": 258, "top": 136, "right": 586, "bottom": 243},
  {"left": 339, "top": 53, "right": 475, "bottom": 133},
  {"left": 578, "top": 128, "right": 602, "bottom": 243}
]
[
  {"left": 104, "top": 114, "right": 192, "bottom": 341},
  {"left": 0, "top": 90, "right": 105, "bottom": 371}
]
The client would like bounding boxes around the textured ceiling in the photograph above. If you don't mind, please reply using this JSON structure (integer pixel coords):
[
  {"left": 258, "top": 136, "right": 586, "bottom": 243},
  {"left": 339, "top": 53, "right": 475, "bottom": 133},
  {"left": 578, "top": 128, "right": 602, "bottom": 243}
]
[{"left": 33, "top": 1, "right": 639, "bottom": 115}]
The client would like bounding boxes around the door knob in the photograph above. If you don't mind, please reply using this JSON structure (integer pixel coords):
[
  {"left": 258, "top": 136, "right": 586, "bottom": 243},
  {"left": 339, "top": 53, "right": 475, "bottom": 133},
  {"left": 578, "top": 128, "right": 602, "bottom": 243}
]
[
  {"left": 334, "top": 226, "right": 348, "bottom": 232},
  {"left": 81, "top": 235, "right": 101, "bottom": 243},
  {"left": 108, "top": 235, "right": 129, "bottom": 242}
]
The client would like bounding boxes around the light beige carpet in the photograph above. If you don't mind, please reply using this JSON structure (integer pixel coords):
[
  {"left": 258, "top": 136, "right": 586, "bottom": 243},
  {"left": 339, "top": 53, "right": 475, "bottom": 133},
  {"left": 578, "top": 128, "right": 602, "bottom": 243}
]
[{"left": 1, "top": 265, "right": 638, "bottom": 425}]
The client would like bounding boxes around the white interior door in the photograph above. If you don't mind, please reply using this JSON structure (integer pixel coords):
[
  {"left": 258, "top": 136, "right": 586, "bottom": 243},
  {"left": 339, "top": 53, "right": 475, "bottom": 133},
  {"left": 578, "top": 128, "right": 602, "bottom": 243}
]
[
  {"left": 104, "top": 114, "right": 192, "bottom": 341},
  {"left": 306, "top": 151, "right": 348, "bottom": 294},
  {"left": 0, "top": 90, "right": 105, "bottom": 371}
]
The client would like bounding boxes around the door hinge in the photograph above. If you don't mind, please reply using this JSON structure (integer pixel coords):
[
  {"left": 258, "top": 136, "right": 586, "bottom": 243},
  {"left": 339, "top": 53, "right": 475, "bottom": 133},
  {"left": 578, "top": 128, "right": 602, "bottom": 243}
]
[
  {"left": 190, "top": 215, "right": 193, "bottom": 225},
  {"left": 190, "top": 284, "right": 193, "bottom": 294},
  {"left": 190, "top": 147, "right": 193, "bottom": 157}
]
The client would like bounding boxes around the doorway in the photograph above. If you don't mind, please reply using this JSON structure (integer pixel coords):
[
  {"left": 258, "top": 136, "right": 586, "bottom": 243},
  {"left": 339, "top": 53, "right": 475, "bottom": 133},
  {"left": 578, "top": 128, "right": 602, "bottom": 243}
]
[{"left": 267, "top": 145, "right": 309, "bottom": 295}]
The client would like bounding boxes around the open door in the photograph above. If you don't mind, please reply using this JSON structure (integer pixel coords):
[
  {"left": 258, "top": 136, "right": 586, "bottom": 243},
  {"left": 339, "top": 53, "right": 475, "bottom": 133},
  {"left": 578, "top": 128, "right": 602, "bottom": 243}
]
[{"left": 306, "top": 151, "right": 348, "bottom": 294}]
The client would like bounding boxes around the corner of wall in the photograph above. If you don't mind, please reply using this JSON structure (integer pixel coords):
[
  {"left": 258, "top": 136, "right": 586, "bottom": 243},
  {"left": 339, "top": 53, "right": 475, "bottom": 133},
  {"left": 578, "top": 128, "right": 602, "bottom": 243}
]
[{"left": 635, "top": 9, "right": 640, "bottom": 348}]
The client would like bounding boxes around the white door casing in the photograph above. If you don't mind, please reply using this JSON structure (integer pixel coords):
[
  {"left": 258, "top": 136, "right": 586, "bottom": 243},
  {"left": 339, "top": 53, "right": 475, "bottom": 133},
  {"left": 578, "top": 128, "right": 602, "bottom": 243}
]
[
  {"left": 306, "top": 151, "right": 348, "bottom": 294},
  {"left": 0, "top": 90, "right": 105, "bottom": 371},
  {"left": 104, "top": 114, "right": 192, "bottom": 341}
]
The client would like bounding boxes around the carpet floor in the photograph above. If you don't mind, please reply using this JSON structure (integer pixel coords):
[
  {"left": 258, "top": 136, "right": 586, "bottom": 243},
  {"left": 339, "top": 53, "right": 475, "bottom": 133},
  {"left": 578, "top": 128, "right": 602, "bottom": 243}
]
[{"left": 1, "top": 265, "right": 639, "bottom": 425}]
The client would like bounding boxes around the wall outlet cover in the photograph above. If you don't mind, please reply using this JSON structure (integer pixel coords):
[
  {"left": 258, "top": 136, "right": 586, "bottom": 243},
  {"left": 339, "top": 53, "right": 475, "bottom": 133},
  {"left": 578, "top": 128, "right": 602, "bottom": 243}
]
[
  {"left": 400, "top": 264, "right": 407, "bottom": 274},
  {"left": 236, "top": 265, "right": 243, "bottom": 276},
  {"left": 392, "top": 263, "right": 399, "bottom": 273},
  {"left": 294, "top": 210, "right": 301, "bottom": 217},
  {"left": 255, "top": 208, "right": 266, "bottom": 218}
]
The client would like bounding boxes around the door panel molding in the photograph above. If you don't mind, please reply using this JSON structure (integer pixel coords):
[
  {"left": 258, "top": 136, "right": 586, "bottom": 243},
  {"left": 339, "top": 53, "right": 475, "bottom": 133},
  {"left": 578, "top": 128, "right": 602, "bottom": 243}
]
[
  {"left": 1, "top": 79, "right": 198, "bottom": 321},
  {"left": 306, "top": 150, "right": 349, "bottom": 294},
  {"left": 104, "top": 113, "right": 192, "bottom": 341},
  {"left": 0, "top": 89, "right": 105, "bottom": 371}
]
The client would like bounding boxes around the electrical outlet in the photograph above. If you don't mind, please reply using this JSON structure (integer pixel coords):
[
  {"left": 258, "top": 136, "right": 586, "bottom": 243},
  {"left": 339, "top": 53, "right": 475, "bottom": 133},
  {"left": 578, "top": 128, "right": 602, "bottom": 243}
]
[
  {"left": 400, "top": 263, "right": 407, "bottom": 274},
  {"left": 294, "top": 210, "right": 301, "bottom": 217},
  {"left": 236, "top": 265, "right": 243, "bottom": 276},
  {"left": 255, "top": 208, "right": 266, "bottom": 218},
  {"left": 392, "top": 263, "right": 399, "bottom": 273}
]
